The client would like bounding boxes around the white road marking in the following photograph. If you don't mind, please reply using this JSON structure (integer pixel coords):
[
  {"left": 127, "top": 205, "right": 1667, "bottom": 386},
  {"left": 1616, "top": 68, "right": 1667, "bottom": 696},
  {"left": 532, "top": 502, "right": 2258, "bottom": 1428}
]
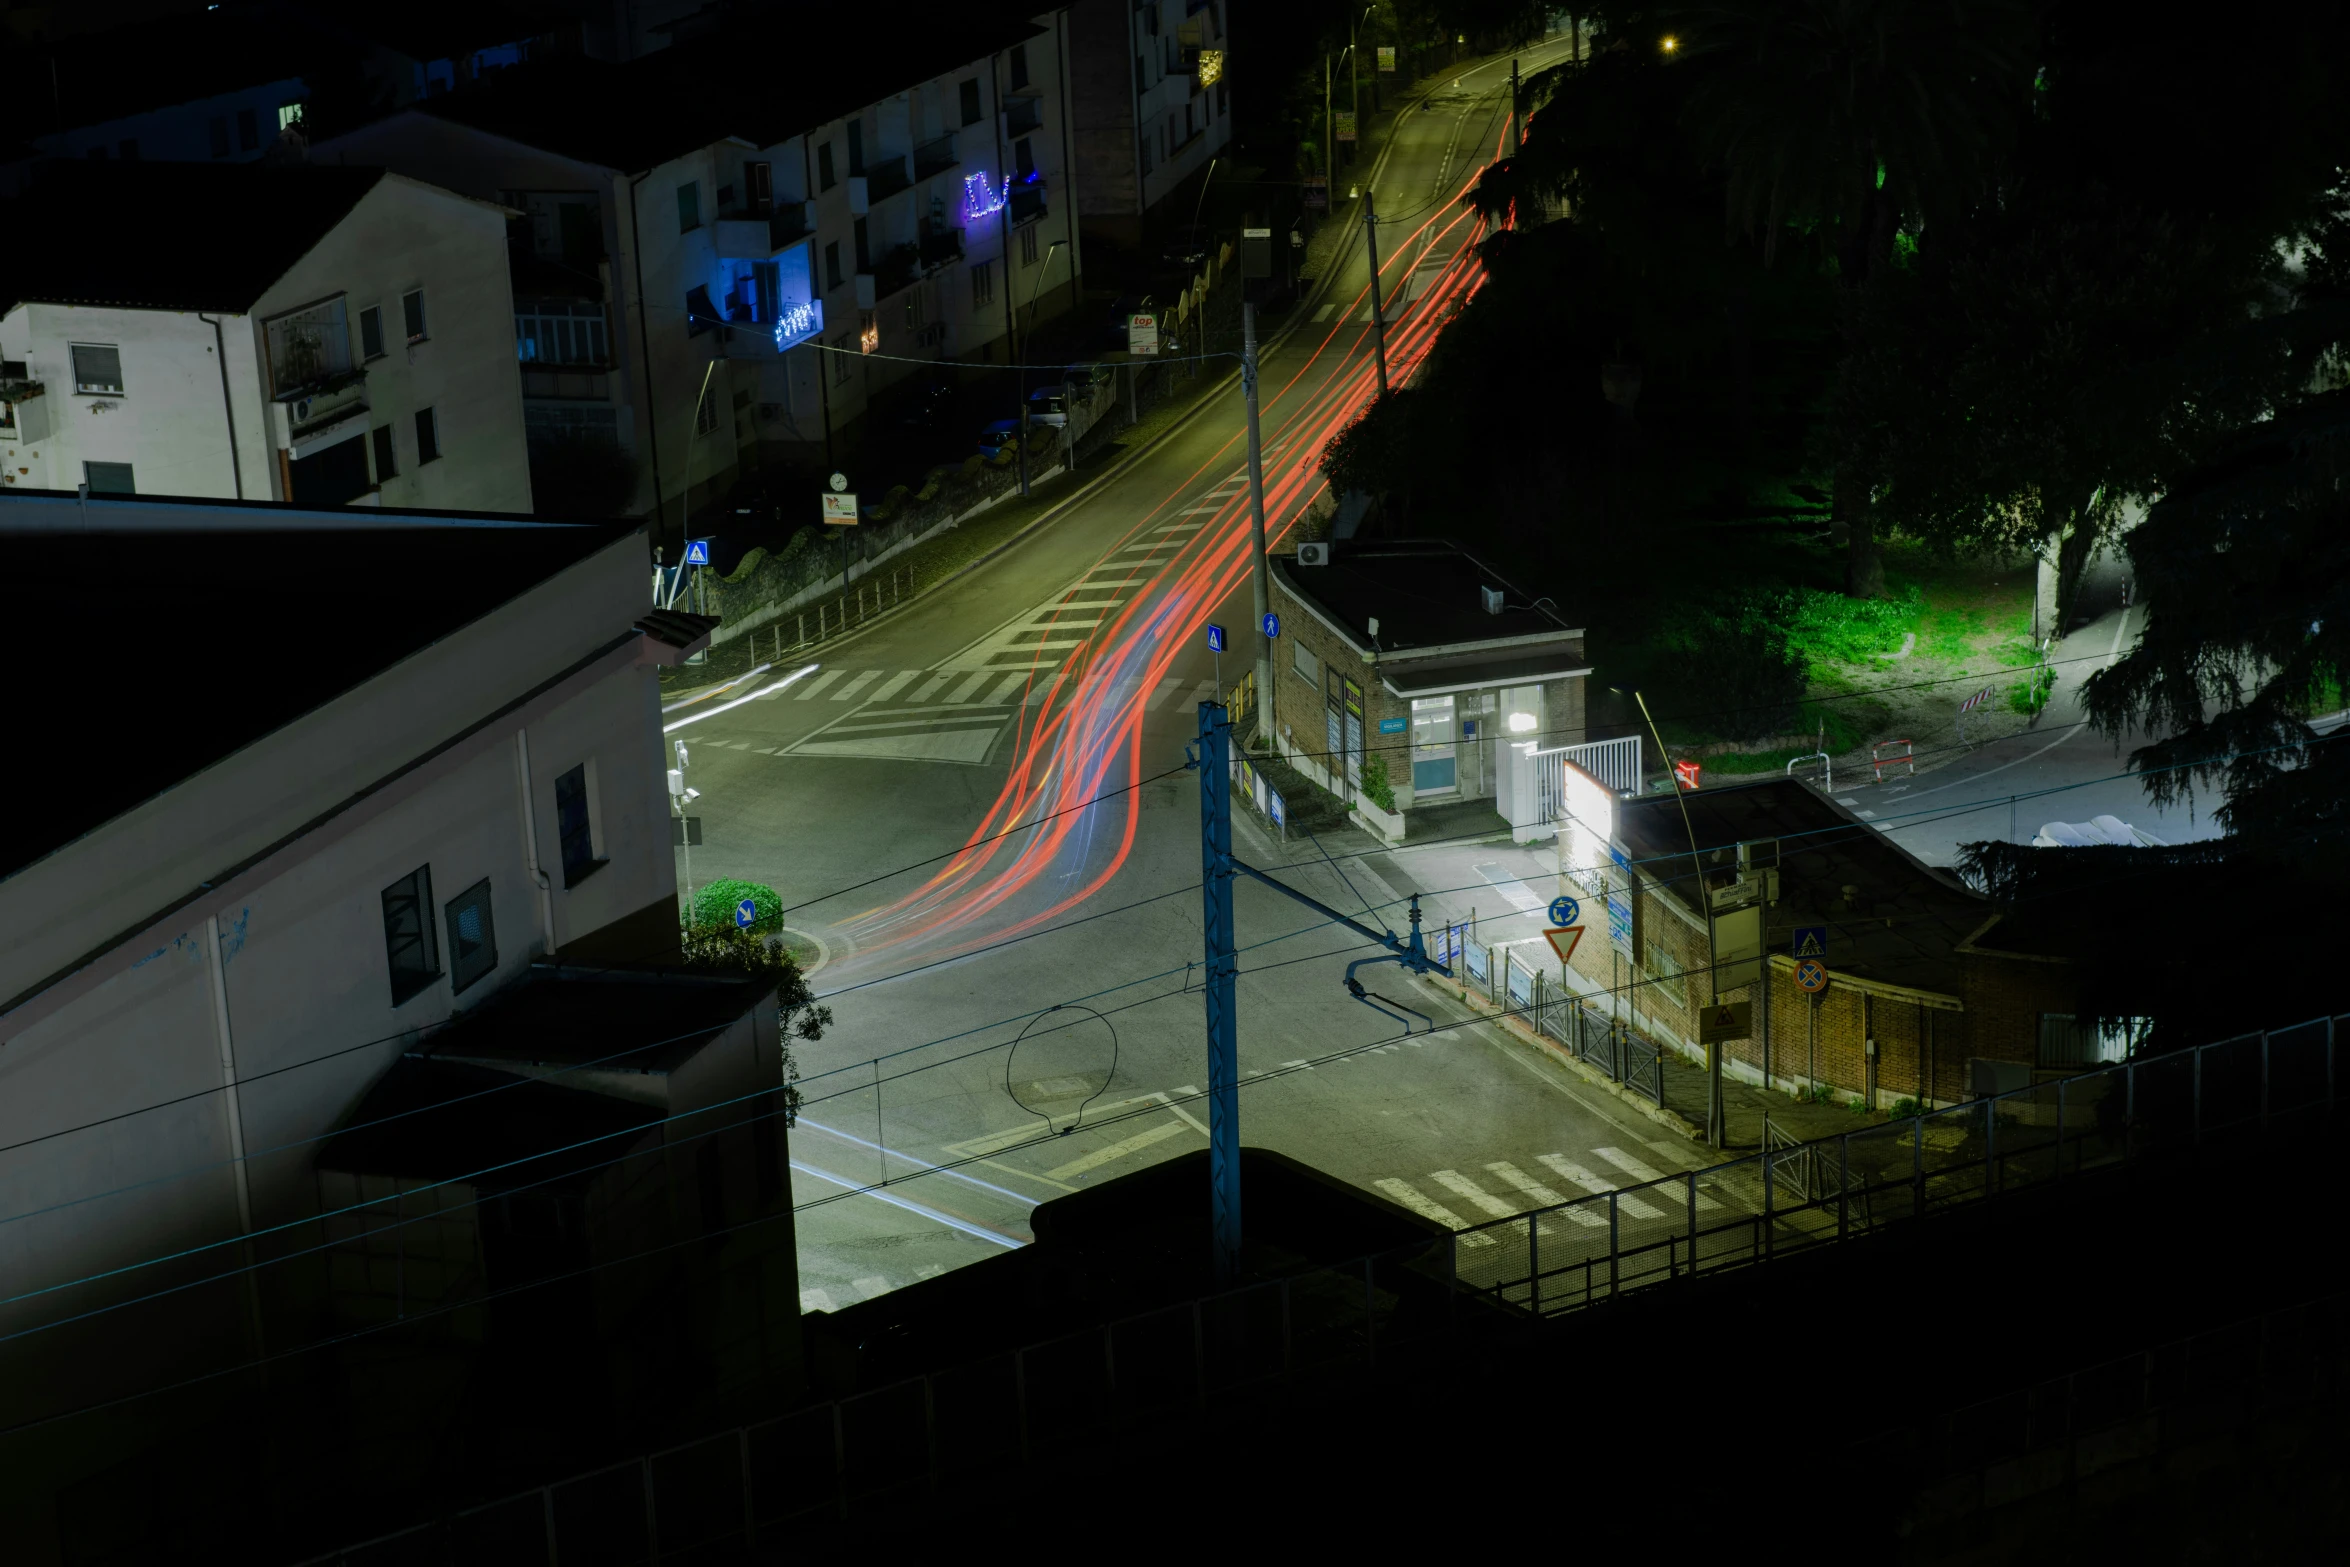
[
  {"left": 1178, "top": 504, "right": 1225, "bottom": 515},
  {"left": 851, "top": 1275, "right": 891, "bottom": 1301},
  {"left": 1372, "top": 1179, "right": 1494, "bottom": 1246},
  {"left": 1314, "top": 303, "right": 1337, "bottom": 322},
  {"left": 1044, "top": 1118, "right": 1189, "bottom": 1180},
  {"left": 1537, "top": 1155, "right": 1668, "bottom": 1220},
  {"left": 1145, "top": 677, "right": 1184, "bottom": 710},
  {"left": 753, "top": 747, "right": 776, "bottom": 755},
  {"left": 1030, "top": 612, "right": 1111, "bottom": 628},
  {"left": 870, "top": 670, "right": 919, "bottom": 701},
  {"left": 1189, "top": 679, "right": 1215, "bottom": 707},
  {"left": 1025, "top": 673, "right": 1065, "bottom": 708},
  {"left": 1149, "top": 522, "right": 1196, "bottom": 534},
  {"left": 1487, "top": 1162, "right": 1608, "bottom": 1228},
  {"left": 985, "top": 671, "right": 1032, "bottom": 704},
  {"left": 945, "top": 671, "right": 992, "bottom": 702},
  {"left": 800, "top": 1288, "right": 836, "bottom": 1313},
  {"left": 909, "top": 673, "right": 950, "bottom": 702},
  {"left": 1428, "top": 1169, "right": 1521, "bottom": 1219},
  {"left": 1596, "top": 1146, "right": 1721, "bottom": 1209},
  {"left": 1280, "top": 1058, "right": 1314, "bottom": 1071},
  {"left": 794, "top": 669, "right": 845, "bottom": 700},
  {"left": 830, "top": 670, "right": 883, "bottom": 701}
]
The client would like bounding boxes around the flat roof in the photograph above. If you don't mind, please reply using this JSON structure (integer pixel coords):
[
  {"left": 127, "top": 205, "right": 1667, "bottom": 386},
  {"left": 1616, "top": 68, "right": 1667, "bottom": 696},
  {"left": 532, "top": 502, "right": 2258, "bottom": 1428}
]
[
  {"left": 1613, "top": 777, "right": 1996, "bottom": 1001},
  {"left": 1273, "top": 540, "right": 1580, "bottom": 660},
  {"left": 1380, "top": 648, "right": 1592, "bottom": 697},
  {"left": 0, "top": 492, "right": 627, "bottom": 881},
  {"left": 423, "top": 964, "right": 771, "bottom": 1076}
]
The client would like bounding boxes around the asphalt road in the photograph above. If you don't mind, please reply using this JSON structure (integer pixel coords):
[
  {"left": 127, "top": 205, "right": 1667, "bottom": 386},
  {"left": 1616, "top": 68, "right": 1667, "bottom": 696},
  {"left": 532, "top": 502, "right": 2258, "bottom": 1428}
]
[{"left": 657, "top": 35, "right": 1692, "bottom": 1311}]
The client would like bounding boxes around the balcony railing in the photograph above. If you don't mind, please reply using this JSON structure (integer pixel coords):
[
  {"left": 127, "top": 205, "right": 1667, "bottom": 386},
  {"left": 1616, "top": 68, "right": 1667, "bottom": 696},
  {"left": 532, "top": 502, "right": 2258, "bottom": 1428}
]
[
  {"left": 864, "top": 154, "right": 913, "bottom": 202},
  {"left": 1004, "top": 95, "right": 1044, "bottom": 137},
  {"left": 912, "top": 134, "right": 958, "bottom": 181},
  {"left": 768, "top": 201, "right": 814, "bottom": 248},
  {"left": 516, "top": 300, "right": 612, "bottom": 368},
  {"left": 918, "top": 223, "right": 964, "bottom": 270},
  {"left": 265, "top": 297, "right": 357, "bottom": 399},
  {"left": 871, "top": 244, "right": 921, "bottom": 300},
  {"left": 1009, "top": 186, "right": 1048, "bottom": 226}
]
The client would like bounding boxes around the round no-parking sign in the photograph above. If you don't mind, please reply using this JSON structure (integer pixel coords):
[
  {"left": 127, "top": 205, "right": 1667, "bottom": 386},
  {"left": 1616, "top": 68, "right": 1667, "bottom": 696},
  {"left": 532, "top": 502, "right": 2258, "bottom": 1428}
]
[{"left": 1795, "top": 958, "right": 1830, "bottom": 994}]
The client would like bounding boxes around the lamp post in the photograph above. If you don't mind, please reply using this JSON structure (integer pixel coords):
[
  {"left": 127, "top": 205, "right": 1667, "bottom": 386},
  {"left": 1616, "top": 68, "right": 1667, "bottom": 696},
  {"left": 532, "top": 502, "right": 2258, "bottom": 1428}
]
[
  {"left": 1324, "top": 43, "right": 1357, "bottom": 177},
  {"left": 1623, "top": 687, "right": 1724, "bottom": 1147}
]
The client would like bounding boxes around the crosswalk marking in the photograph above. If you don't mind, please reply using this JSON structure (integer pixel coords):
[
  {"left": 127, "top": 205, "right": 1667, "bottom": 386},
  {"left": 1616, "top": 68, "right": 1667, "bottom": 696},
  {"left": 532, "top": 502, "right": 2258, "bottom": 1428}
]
[
  {"left": 985, "top": 671, "right": 1031, "bottom": 704},
  {"left": 1487, "top": 1162, "right": 1607, "bottom": 1228},
  {"left": 1313, "top": 302, "right": 1337, "bottom": 322},
  {"left": 1025, "top": 673, "right": 1065, "bottom": 708},
  {"left": 830, "top": 670, "right": 883, "bottom": 701},
  {"left": 1030, "top": 612, "right": 1110, "bottom": 628},
  {"left": 794, "top": 669, "right": 844, "bottom": 700},
  {"left": 1189, "top": 679, "right": 1215, "bottom": 708},
  {"left": 1596, "top": 1147, "right": 1721, "bottom": 1209},
  {"left": 1043, "top": 1119, "right": 1190, "bottom": 1181},
  {"left": 869, "top": 670, "right": 919, "bottom": 701},
  {"left": 1372, "top": 1180, "right": 1496, "bottom": 1246},
  {"left": 909, "top": 672, "right": 950, "bottom": 702},
  {"left": 1538, "top": 1155, "right": 1669, "bottom": 1221},
  {"left": 945, "top": 671, "right": 991, "bottom": 702},
  {"left": 753, "top": 746, "right": 777, "bottom": 755},
  {"left": 1178, "top": 504, "right": 1224, "bottom": 515},
  {"left": 1149, "top": 522, "right": 1195, "bottom": 535},
  {"left": 1428, "top": 1169, "right": 1521, "bottom": 1220},
  {"left": 1145, "top": 677, "right": 1183, "bottom": 711}
]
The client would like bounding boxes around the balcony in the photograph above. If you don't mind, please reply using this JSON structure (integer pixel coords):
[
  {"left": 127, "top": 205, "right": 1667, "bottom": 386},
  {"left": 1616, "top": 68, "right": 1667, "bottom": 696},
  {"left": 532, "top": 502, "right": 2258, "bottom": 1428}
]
[
  {"left": 919, "top": 223, "right": 964, "bottom": 271},
  {"left": 871, "top": 244, "right": 922, "bottom": 300},
  {"left": 718, "top": 297, "right": 823, "bottom": 359},
  {"left": 768, "top": 201, "right": 814, "bottom": 248},
  {"left": 516, "top": 300, "right": 612, "bottom": 369},
  {"left": 1009, "top": 185, "right": 1048, "bottom": 226},
  {"left": 912, "top": 133, "right": 958, "bottom": 181},
  {"left": 1003, "top": 95, "right": 1044, "bottom": 137},
  {"left": 863, "top": 153, "right": 914, "bottom": 202}
]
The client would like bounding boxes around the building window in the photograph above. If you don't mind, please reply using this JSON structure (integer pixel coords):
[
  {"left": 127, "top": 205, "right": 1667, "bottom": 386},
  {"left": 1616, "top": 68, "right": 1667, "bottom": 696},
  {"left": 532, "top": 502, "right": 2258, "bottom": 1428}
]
[
  {"left": 825, "top": 241, "right": 843, "bottom": 290},
  {"left": 817, "top": 141, "right": 836, "bottom": 190},
  {"left": 237, "top": 107, "right": 259, "bottom": 152},
  {"left": 1010, "top": 43, "right": 1031, "bottom": 90},
  {"left": 677, "top": 180, "right": 701, "bottom": 233},
  {"left": 846, "top": 119, "right": 865, "bottom": 177},
  {"left": 277, "top": 102, "right": 303, "bottom": 131},
  {"left": 381, "top": 865, "right": 440, "bottom": 1005},
  {"left": 414, "top": 406, "right": 440, "bottom": 464},
  {"left": 1015, "top": 136, "right": 1036, "bottom": 178},
  {"left": 443, "top": 877, "right": 497, "bottom": 995},
  {"left": 401, "top": 289, "right": 428, "bottom": 342},
  {"left": 209, "top": 115, "right": 231, "bottom": 158},
  {"left": 83, "top": 461, "right": 135, "bottom": 494},
  {"left": 1293, "top": 639, "right": 1320, "bottom": 690},
  {"left": 970, "top": 259, "right": 993, "bottom": 308},
  {"left": 853, "top": 217, "right": 870, "bottom": 272},
  {"left": 685, "top": 282, "right": 716, "bottom": 337},
  {"left": 1643, "top": 941, "right": 1686, "bottom": 1011},
  {"left": 264, "top": 297, "right": 353, "bottom": 393},
  {"left": 555, "top": 763, "right": 603, "bottom": 885},
  {"left": 70, "top": 343, "right": 124, "bottom": 394},
  {"left": 371, "top": 424, "right": 397, "bottom": 481},
  {"left": 832, "top": 335, "right": 853, "bottom": 383},
  {"left": 1020, "top": 225, "right": 1039, "bottom": 266},
  {"left": 2038, "top": 1014, "right": 2148, "bottom": 1068},
  {"left": 959, "top": 78, "right": 982, "bottom": 125},
  {"left": 514, "top": 300, "right": 608, "bottom": 365},
  {"left": 359, "top": 304, "right": 385, "bottom": 359}
]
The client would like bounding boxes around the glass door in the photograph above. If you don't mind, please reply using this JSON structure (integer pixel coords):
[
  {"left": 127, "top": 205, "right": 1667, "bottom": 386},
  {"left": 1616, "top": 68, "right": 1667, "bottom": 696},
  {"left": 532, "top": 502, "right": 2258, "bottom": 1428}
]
[{"left": 1410, "top": 696, "right": 1457, "bottom": 794}]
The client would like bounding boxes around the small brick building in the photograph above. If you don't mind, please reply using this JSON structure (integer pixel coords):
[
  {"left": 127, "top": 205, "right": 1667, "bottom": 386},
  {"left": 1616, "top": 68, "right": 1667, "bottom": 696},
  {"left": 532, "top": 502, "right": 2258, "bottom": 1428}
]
[
  {"left": 1560, "top": 777, "right": 2082, "bottom": 1107},
  {"left": 1268, "top": 540, "right": 1589, "bottom": 838}
]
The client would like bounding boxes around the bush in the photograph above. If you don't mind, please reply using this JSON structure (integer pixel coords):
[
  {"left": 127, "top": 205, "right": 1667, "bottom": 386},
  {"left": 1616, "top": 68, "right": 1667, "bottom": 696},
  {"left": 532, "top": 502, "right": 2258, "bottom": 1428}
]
[
  {"left": 1648, "top": 608, "right": 1808, "bottom": 742},
  {"left": 1358, "top": 753, "right": 1399, "bottom": 813},
  {"left": 689, "top": 878, "right": 783, "bottom": 935}
]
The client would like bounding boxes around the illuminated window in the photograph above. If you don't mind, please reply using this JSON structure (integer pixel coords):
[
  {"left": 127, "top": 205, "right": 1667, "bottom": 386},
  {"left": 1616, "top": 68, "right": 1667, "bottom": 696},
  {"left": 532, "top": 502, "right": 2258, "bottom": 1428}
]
[
  {"left": 278, "top": 102, "right": 304, "bottom": 131},
  {"left": 443, "top": 877, "right": 497, "bottom": 995},
  {"left": 858, "top": 312, "right": 879, "bottom": 354}
]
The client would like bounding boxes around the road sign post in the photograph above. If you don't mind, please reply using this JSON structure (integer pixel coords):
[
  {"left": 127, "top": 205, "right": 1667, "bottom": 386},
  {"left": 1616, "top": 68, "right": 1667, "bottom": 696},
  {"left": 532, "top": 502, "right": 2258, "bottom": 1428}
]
[
  {"left": 1197, "top": 702, "right": 1242, "bottom": 1283},
  {"left": 1548, "top": 895, "right": 1581, "bottom": 927},
  {"left": 734, "top": 897, "right": 757, "bottom": 930},
  {"left": 1243, "top": 300, "right": 1274, "bottom": 757},
  {"left": 1792, "top": 926, "right": 1828, "bottom": 961},
  {"left": 1795, "top": 959, "right": 1830, "bottom": 995},
  {"left": 1543, "top": 926, "right": 1585, "bottom": 965},
  {"left": 1699, "top": 1000, "right": 1753, "bottom": 1044}
]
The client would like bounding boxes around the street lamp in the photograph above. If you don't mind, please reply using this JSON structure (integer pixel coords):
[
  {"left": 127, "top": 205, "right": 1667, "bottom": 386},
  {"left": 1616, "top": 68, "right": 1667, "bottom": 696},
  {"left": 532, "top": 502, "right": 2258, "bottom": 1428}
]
[
  {"left": 1324, "top": 43, "right": 1357, "bottom": 180},
  {"left": 1015, "top": 237, "right": 1067, "bottom": 498}
]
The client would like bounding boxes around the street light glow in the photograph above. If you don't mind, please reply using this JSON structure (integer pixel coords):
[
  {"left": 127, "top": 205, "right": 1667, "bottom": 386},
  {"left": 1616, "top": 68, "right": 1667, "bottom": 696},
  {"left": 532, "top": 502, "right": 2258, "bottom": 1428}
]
[{"left": 1661, "top": 35, "right": 1678, "bottom": 53}]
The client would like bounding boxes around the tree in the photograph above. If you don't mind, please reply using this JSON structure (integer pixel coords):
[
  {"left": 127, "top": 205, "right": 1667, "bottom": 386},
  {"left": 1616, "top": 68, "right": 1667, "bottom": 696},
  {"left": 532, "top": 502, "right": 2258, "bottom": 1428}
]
[{"left": 1662, "top": 0, "right": 2039, "bottom": 597}]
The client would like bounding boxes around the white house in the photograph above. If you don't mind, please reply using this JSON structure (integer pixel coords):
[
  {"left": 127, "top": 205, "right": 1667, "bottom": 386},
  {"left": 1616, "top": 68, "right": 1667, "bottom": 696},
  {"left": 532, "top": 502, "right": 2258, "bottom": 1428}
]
[
  {"left": 0, "top": 160, "right": 534, "bottom": 512},
  {"left": 1069, "top": 0, "right": 1233, "bottom": 250},
  {"left": 310, "top": 6, "right": 1081, "bottom": 543},
  {"left": 0, "top": 493, "right": 800, "bottom": 1556}
]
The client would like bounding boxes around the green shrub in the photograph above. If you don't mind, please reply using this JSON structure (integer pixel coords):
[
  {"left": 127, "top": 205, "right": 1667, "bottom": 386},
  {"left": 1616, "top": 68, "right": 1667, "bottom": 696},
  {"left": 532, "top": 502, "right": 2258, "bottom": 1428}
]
[
  {"left": 1358, "top": 753, "right": 1399, "bottom": 813},
  {"left": 689, "top": 878, "right": 784, "bottom": 934}
]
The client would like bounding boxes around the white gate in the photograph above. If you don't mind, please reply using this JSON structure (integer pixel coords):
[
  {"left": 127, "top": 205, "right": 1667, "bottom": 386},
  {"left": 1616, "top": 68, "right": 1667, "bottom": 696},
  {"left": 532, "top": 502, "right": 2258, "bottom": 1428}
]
[{"left": 1534, "top": 735, "right": 1641, "bottom": 823}]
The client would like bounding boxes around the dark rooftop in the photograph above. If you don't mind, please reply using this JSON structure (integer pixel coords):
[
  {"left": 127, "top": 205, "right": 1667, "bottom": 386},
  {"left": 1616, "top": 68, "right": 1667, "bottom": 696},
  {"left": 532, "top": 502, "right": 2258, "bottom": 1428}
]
[
  {"left": 422, "top": 963, "right": 772, "bottom": 1077},
  {"left": 0, "top": 494, "right": 626, "bottom": 881},
  {"left": 0, "top": 161, "right": 387, "bottom": 313},
  {"left": 1614, "top": 777, "right": 1994, "bottom": 1000},
  {"left": 289, "top": 0, "right": 563, "bottom": 65},
  {"left": 1274, "top": 540, "right": 1581, "bottom": 659},
  {"left": 413, "top": 7, "right": 1047, "bottom": 172},
  {"left": 14, "top": 8, "right": 310, "bottom": 131},
  {"left": 316, "top": 1054, "right": 659, "bottom": 1188}
]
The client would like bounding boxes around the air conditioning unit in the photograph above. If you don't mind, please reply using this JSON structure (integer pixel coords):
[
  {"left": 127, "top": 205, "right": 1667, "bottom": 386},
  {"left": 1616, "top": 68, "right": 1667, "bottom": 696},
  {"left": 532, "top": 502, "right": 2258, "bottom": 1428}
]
[{"left": 1295, "top": 541, "right": 1330, "bottom": 566}]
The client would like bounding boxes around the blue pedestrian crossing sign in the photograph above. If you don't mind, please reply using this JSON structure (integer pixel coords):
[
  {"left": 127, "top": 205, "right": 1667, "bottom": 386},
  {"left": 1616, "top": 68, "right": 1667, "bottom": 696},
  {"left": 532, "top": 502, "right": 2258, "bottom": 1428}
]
[
  {"left": 1548, "top": 895, "right": 1580, "bottom": 927},
  {"left": 1262, "top": 611, "right": 1281, "bottom": 639},
  {"left": 683, "top": 539, "right": 711, "bottom": 566},
  {"left": 1205, "top": 623, "right": 1227, "bottom": 653},
  {"left": 734, "top": 898, "right": 758, "bottom": 929},
  {"left": 1792, "top": 925, "right": 1828, "bottom": 960}
]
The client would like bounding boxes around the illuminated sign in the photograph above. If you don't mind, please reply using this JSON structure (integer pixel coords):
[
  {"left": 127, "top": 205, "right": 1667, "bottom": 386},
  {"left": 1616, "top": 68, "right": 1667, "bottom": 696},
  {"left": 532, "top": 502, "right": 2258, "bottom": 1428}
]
[
  {"left": 962, "top": 171, "right": 1007, "bottom": 224},
  {"left": 1561, "top": 760, "right": 1614, "bottom": 896},
  {"left": 772, "top": 298, "right": 823, "bottom": 352},
  {"left": 1197, "top": 48, "right": 1224, "bottom": 88}
]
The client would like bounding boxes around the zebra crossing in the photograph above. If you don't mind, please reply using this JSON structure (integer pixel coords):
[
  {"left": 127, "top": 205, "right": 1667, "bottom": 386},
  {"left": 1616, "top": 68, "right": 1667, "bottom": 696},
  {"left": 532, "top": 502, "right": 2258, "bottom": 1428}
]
[
  {"left": 678, "top": 665, "right": 1219, "bottom": 766},
  {"left": 1370, "top": 1145, "right": 1728, "bottom": 1247}
]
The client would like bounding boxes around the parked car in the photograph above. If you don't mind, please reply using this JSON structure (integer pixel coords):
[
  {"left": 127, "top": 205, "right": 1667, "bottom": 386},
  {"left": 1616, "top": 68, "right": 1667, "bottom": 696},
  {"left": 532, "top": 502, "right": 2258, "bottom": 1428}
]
[
  {"left": 1025, "top": 384, "right": 1069, "bottom": 428},
  {"left": 1063, "top": 362, "right": 1112, "bottom": 394},
  {"left": 977, "top": 419, "right": 1022, "bottom": 459}
]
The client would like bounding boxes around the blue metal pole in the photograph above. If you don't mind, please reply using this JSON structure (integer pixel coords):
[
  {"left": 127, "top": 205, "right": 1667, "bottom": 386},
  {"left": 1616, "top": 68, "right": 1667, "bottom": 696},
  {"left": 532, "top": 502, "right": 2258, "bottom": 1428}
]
[{"left": 1198, "top": 700, "right": 1242, "bottom": 1282}]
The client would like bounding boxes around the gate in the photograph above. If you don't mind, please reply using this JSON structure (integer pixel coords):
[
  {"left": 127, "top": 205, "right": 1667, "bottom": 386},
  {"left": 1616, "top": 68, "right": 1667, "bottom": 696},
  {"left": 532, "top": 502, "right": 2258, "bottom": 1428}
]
[{"left": 1535, "top": 735, "right": 1641, "bottom": 821}]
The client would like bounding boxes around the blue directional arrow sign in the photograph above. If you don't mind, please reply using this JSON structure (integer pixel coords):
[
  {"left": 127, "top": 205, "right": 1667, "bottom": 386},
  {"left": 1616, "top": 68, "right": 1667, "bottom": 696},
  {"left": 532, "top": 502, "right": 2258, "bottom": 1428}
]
[
  {"left": 734, "top": 898, "right": 758, "bottom": 929},
  {"left": 1548, "top": 895, "right": 1581, "bottom": 927},
  {"left": 1205, "top": 623, "right": 1227, "bottom": 653},
  {"left": 683, "top": 539, "right": 711, "bottom": 566},
  {"left": 1262, "top": 611, "right": 1281, "bottom": 639}
]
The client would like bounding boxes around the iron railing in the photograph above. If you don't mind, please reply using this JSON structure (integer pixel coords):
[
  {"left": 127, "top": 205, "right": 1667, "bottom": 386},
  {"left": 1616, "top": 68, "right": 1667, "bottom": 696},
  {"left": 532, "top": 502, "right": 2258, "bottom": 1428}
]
[
  {"left": 1451, "top": 1016, "right": 2344, "bottom": 1315},
  {"left": 1535, "top": 735, "right": 1641, "bottom": 811}
]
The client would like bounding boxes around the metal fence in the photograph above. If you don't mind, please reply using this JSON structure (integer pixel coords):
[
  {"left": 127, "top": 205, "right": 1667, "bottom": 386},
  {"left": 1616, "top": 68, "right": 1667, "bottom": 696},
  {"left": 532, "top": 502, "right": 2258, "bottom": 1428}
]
[
  {"left": 297, "top": 1239, "right": 1451, "bottom": 1566},
  {"left": 1450, "top": 1016, "right": 2343, "bottom": 1316},
  {"left": 1535, "top": 735, "right": 1642, "bottom": 815}
]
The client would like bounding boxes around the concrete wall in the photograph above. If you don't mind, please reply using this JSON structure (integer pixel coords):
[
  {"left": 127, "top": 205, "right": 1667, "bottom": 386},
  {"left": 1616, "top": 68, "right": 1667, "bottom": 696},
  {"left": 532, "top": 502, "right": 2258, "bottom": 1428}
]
[{"left": 0, "top": 530, "right": 676, "bottom": 1431}]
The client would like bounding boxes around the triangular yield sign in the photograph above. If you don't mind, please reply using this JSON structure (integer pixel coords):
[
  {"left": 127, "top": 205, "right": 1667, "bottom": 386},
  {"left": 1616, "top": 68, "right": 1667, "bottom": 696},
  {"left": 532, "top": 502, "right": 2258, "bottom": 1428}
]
[{"left": 1543, "top": 926, "right": 1584, "bottom": 964}]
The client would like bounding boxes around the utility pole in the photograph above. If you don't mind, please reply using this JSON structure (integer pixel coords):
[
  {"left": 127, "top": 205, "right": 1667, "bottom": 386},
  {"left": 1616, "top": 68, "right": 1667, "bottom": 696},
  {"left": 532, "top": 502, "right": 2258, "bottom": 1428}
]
[
  {"left": 1363, "top": 188, "right": 1389, "bottom": 397},
  {"left": 1197, "top": 702, "right": 1241, "bottom": 1283},
  {"left": 1633, "top": 690, "right": 1722, "bottom": 1147},
  {"left": 1243, "top": 300, "right": 1273, "bottom": 741}
]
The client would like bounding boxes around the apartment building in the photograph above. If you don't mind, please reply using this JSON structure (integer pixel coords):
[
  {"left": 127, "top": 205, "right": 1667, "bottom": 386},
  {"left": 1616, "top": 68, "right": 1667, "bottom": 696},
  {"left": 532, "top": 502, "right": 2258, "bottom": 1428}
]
[
  {"left": 1068, "top": 0, "right": 1232, "bottom": 250},
  {"left": 312, "top": 8, "right": 1080, "bottom": 542},
  {"left": 0, "top": 160, "right": 533, "bottom": 510}
]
